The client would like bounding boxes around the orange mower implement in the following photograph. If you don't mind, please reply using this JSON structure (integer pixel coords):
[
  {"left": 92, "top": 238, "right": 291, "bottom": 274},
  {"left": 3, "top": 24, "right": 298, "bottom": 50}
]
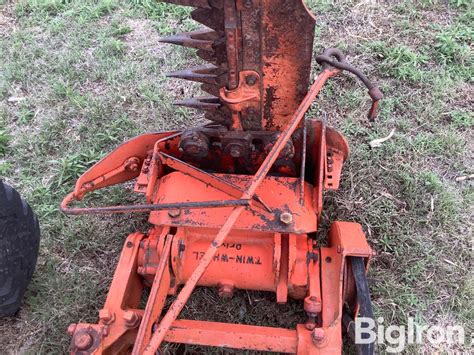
[{"left": 61, "top": 0, "right": 383, "bottom": 354}]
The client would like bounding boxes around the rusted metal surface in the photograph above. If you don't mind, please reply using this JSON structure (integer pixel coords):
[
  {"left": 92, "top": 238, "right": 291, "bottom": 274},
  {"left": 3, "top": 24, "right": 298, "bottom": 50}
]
[
  {"left": 299, "top": 120, "right": 307, "bottom": 205},
  {"left": 223, "top": 0, "right": 240, "bottom": 90},
  {"left": 260, "top": 0, "right": 316, "bottom": 130},
  {"left": 162, "top": 0, "right": 316, "bottom": 133},
  {"left": 315, "top": 48, "right": 383, "bottom": 121}
]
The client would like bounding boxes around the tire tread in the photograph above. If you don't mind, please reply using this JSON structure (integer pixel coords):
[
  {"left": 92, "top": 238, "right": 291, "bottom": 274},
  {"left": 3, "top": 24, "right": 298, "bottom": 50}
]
[{"left": 0, "top": 180, "right": 40, "bottom": 317}]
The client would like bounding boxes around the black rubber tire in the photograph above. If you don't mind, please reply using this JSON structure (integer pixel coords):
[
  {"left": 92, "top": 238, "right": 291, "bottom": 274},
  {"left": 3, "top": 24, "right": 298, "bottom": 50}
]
[{"left": 0, "top": 180, "right": 40, "bottom": 317}]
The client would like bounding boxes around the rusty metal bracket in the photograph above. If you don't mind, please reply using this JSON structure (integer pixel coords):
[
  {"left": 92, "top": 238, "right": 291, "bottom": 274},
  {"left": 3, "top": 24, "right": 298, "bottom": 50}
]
[{"left": 219, "top": 70, "right": 261, "bottom": 112}]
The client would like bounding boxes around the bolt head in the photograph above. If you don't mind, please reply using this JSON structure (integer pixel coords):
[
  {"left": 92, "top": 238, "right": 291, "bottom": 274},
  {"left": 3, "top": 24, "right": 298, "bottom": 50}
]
[
  {"left": 218, "top": 283, "right": 234, "bottom": 298},
  {"left": 304, "top": 295, "right": 322, "bottom": 314},
  {"left": 312, "top": 328, "right": 325, "bottom": 343},
  {"left": 245, "top": 75, "right": 257, "bottom": 86},
  {"left": 168, "top": 209, "right": 181, "bottom": 218},
  {"left": 99, "top": 309, "right": 113, "bottom": 324},
  {"left": 123, "top": 310, "right": 140, "bottom": 328},
  {"left": 123, "top": 311, "right": 135, "bottom": 322},
  {"left": 125, "top": 158, "right": 141, "bottom": 172},
  {"left": 74, "top": 332, "right": 93, "bottom": 350},
  {"left": 280, "top": 212, "right": 293, "bottom": 225}
]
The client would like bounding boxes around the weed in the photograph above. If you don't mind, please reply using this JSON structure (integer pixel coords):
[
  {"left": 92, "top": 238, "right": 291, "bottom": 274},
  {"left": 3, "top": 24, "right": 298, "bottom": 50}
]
[
  {"left": 101, "top": 37, "right": 127, "bottom": 57},
  {"left": 0, "top": 162, "right": 12, "bottom": 175},
  {"left": 50, "top": 149, "right": 103, "bottom": 187},
  {"left": 410, "top": 130, "right": 464, "bottom": 157},
  {"left": 15, "top": 0, "right": 70, "bottom": 16},
  {"left": 435, "top": 23, "right": 473, "bottom": 67},
  {"left": 369, "top": 42, "right": 429, "bottom": 82},
  {"left": 449, "top": 0, "right": 472, "bottom": 9},
  {"left": 129, "top": 0, "right": 191, "bottom": 20},
  {"left": 450, "top": 110, "right": 473, "bottom": 128},
  {"left": 16, "top": 105, "right": 35, "bottom": 124},
  {"left": 108, "top": 22, "right": 132, "bottom": 38}
]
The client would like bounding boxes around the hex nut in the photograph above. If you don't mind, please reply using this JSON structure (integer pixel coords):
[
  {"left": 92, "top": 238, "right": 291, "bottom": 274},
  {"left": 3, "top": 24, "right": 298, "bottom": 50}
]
[
  {"left": 99, "top": 309, "right": 114, "bottom": 324},
  {"left": 280, "top": 212, "right": 293, "bottom": 225},
  {"left": 312, "top": 328, "right": 325, "bottom": 344},
  {"left": 168, "top": 209, "right": 181, "bottom": 218},
  {"left": 74, "top": 332, "right": 93, "bottom": 350},
  {"left": 123, "top": 310, "right": 141, "bottom": 328}
]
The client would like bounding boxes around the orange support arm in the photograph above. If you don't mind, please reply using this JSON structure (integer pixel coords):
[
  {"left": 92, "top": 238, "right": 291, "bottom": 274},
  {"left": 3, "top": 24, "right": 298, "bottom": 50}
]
[{"left": 143, "top": 67, "right": 340, "bottom": 354}]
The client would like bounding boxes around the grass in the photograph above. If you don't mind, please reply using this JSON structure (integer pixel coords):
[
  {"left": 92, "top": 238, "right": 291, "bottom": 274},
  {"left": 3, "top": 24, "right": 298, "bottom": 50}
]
[{"left": 0, "top": 0, "right": 473, "bottom": 353}]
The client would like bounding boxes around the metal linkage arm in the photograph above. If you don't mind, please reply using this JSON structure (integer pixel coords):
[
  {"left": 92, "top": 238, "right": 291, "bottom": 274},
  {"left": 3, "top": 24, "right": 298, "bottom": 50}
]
[
  {"left": 315, "top": 48, "right": 383, "bottom": 120},
  {"left": 142, "top": 67, "right": 341, "bottom": 354}
]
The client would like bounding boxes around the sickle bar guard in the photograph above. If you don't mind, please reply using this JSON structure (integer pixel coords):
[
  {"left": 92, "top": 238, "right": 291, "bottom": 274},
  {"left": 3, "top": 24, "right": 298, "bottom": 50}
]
[{"left": 62, "top": 0, "right": 382, "bottom": 353}]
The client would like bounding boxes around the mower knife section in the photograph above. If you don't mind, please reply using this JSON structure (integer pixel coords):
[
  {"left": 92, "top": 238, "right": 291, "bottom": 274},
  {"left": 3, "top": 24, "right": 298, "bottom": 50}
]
[{"left": 63, "top": 0, "right": 379, "bottom": 354}]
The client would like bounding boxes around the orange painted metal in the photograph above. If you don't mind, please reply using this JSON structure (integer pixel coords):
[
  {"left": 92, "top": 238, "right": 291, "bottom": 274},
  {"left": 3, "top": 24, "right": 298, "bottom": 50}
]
[
  {"left": 66, "top": 220, "right": 372, "bottom": 354},
  {"left": 172, "top": 230, "right": 283, "bottom": 292},
  {"left": 68, "top": 232, "right": 145, "bottom": 354},
  {"left": 149, "top": 172, "right": 317, "bottom": 233},
  {"left": 164, "top": 319, "right": 298, "bottom": 353},
  {"left": 132, "top": 234, "right": 173, "bottom": 354},
  {"left": 71, "top": 132, "right": 179, "bottom": 199},
  {"left": 63, "top": 67, "right": 378, "bottom": 354},
  {"left": 219, "top": 70, "right": 261, "bottom": 114},
  {"left": 62, "top": 0, "right": 383, "bottom": 352},
  {"left": 143, "top": 68, "right": 339, "bottom": 353}
]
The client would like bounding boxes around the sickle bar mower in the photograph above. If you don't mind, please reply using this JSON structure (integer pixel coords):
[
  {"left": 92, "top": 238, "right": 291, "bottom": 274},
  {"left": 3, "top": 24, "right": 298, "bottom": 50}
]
[{"left": 62, "top": 0, "right": 382, "bottom": 353}]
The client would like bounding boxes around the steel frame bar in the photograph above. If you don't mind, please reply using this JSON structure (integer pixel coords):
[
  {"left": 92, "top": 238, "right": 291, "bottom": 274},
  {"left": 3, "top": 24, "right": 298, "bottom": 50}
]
[
  {"left": 164, "top": 319, "right": 298, "bottom": 353},
  {"left": 132, "top": 235, "right": 174, "bottom": 354},
  {"left": 60, "top": 192, "right": 250, "bottom": 215},
  {"left": 160, "top": 152, "right": 270, "bottom": 212},
  {"left": 299, "top": 120, "right": 307, "bottom": 205},
  {"left": 143, "top": 68, "right": 339, "bottom": 354},
  {"left": 160, "top": 152, "right": 246, "bottom": 199}
]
